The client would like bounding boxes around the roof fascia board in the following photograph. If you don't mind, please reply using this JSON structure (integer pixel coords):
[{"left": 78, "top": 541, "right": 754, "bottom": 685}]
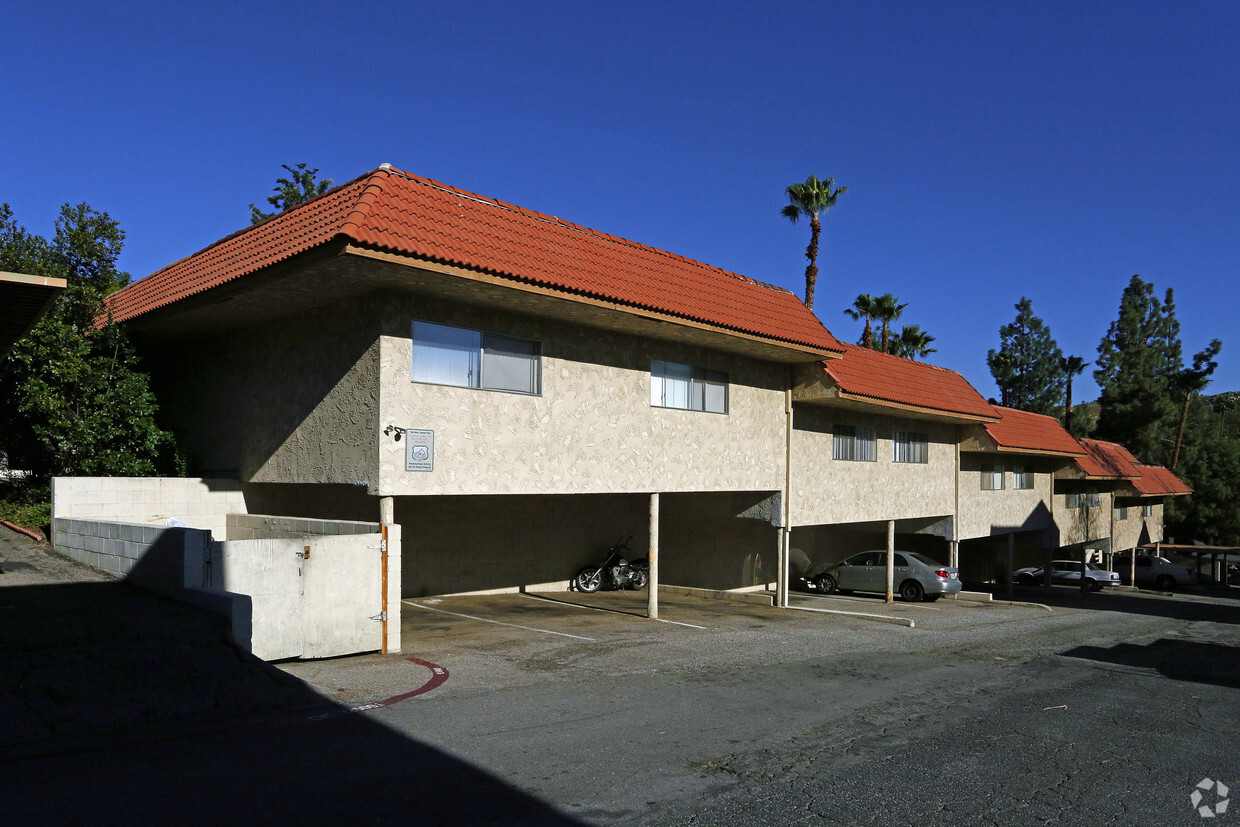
[
  {"left": 831, "top": 389, "right": 999, "bottom": 424},
  {"left": 343, "top": 244, "right": 841, "bottom": 361}
]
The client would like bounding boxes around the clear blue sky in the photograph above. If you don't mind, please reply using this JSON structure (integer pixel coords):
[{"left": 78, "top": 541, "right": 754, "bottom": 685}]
[{"left": 4, "top": 1, "right": 1237, "bottom": 400}]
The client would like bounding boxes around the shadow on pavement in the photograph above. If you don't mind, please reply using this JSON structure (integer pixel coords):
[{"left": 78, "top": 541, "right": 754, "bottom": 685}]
[
  {"left": 1061, "top": 638, "right": 1240, "bottom": 690},
  {"left": 0, "top": 578, "right": 582, "bottom": 824},
  {"left": 994, "top": 584, "right": 1240, "bottom": 625}
]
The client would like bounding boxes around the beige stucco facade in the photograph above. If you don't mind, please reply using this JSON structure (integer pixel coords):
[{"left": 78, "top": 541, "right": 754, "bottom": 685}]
[
  {"left": 956, "top": 453, "right": 1056, "bottom": 541},
  {"left": 1054, "top": 489, "right": 1114, "bottom": 547},
  {"left": 1111, "top": 500, "right": 1164, "bottom": 551},
  {"left": 789, "top": 406, "right": 956, "bottom": 528}
]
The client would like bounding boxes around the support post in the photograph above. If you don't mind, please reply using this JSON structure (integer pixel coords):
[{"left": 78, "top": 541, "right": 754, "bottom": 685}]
[
  {"left": 1080, "top": 545, "right": 1090, "bottom": 593},
  {"left": 949, "top": 540, "right": 959, "bottom": 569},
  {"left": 777, "top": 526, "right": 791, "bottom": 608},
  {"left": 1043, "top": 544, "right": 1053, "bottom": 589},
  {"left": 648, "top": 493, "right": 659, "bottom": 620},
  {"left": 378, "top": 496, "right": 398, "bottom": 654},
  {"left": 885, "top": 520, "right": 895, "bottom": 604}
]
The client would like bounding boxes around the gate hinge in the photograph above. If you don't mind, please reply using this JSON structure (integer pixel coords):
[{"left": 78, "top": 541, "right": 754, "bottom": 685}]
[
  {"left": 368, "top": 541, "right": 387, "bottom": 551},
  {"left": 369, "top": 611, "right": 387, "bottom": 622}
]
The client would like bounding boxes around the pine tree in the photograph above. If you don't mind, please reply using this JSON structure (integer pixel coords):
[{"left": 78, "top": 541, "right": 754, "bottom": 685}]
[{"left": 986, "top": 297, "right": 1064, "bottom": 415}]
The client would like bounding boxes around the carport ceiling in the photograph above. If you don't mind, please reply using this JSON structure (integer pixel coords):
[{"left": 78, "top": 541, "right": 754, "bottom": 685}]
[{"left": 0, "top": 272, "right": 66, "bottom": 356}]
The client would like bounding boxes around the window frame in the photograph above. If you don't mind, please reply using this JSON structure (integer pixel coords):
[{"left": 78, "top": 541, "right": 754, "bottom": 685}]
[
  {"left": 1143, "top": 504, "right": 1155, "bottom": 517},
  {"left": 1116, "top": 506, "right": 1128, "bottom": 521},
  {"left": 411, "top": 320, "right": 542, "bottom": 396},
  {"left": 892, "top": 431, "right": 929, "bottom": 464},
  {"left": 1065, "top": 493, "right": 1081, "bottom": 509},
  {"left": 649, "top": 360, "right": 729, "bottom": 414},
  {"left": 1085, "top": 492, "right": 1102, "bottom": 508},
  {"left": 1011, "top": 465, "right": 1034, "bottom": 490},
  {"left": 833, "top": 424, "right": 878, "bottom": 462},
  {"left": 981, "top": 464, "right": 1005, "bottom": 490}
]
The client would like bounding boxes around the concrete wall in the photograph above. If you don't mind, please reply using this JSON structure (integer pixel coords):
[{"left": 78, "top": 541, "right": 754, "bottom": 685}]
[
  {"left": 1055, "top": 489, "right": 1113, "bottom": 546},
  {"left": 51, "top": 477, "right": 247, "bottom": 539},
  {"left": 790, "top": 407, "right": 956, "bottom": 526},
  {"left": 957, "top": 453, "right": 1055, "bottom": 541},
  {"left": 377, "top": 296, "right": 788, "bottom": 497},
  {"left": 140, "top": 297, "right": 381, "bottom": 486},
  {"left": 1111, "top": 500, "right": 1164, "bottom": 550},
  {"left": 657, "top": 492, "right": 778, "bottom": 591},
  {"left": 226, "top": 513, "right": 379, "bottom": 540},
  {"left": 790, "top": 523, "right": 953, "bottom": 579},
  {"left": 51, "top": 517, "right": 211, "bottom": 584}
]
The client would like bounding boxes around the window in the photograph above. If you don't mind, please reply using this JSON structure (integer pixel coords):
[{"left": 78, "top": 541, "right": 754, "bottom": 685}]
[
  {"left": 1066, "top": 493, "right": 1081, "bottom": 509},
  {"left": 650, "top": 361, "right": 728, "bottom": 413},
  {"left": 412, "top": 321, "right": 541, "bottom": 394},
  {"left": 1012, "top": 465, "right": 1033, "bottom": 490},
  {"left": 1143, "top": 504, "right": 1154, "bottom": 517},
  {"left": 892, "top": 431, "right": 928, "bottom": 464},
  {"left": 1116, "top": 506, "right": 1128, "bottom": 521},
  {"left": 981, "top": 464, "right": 1004, "bottom": 490},
  {"left": 1085, "top": 492, "right": 1102, "bottom": 508},
  {"left": 833, "top": 425, "right": 877, "bottom": 461}
]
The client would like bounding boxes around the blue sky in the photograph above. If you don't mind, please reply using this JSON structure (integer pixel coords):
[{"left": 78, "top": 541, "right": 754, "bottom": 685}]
[{"left": 4, "top": 1, "right": 1237, "bottom": 400}]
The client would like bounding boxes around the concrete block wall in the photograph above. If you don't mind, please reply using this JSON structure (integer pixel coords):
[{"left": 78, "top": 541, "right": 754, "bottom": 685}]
[
  {"left": 51, "top": 477, "right": 247, "bottom": 539},
  {"left": 50, "top": 517, "right": 211, "bottom": 590},
  {"left": 226, "top": 513, "right": 380, "bottom": 540}
]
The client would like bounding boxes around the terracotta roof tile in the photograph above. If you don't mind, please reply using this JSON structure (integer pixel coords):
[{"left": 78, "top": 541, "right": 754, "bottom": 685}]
[
  {"left": 983, "top": 406, "right": 1085, "bottom": 455},
  {"left": 1075, "top": 438, "right": 1143, "bottom": 479},
  {"left": 823, "top": 343, "right": 998, "bottom": 419},
  {"left": 1131, "top": 464, "right": 1193, "bottom": 496},
  {"left": 105, "top": 166, "right": 843, "bottom": 352}
]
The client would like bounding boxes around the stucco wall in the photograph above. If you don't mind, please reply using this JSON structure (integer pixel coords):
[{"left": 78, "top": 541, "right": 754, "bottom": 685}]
[
  {"left": 1055, "top": 490, "right": 1113, "bottom": 546},
  {"left": 790, "top": 407, "right": 955, "bottom": 527},
  {"left": 956, "top": 453, "right": 1055, "bottom": 540},
  {"left": 376, "top": 296, "right": 787, "bottom": 497},
  {"left": 1111, "top": 500, "right": 1163, "bottom": 550},
  {"left": 141, "top": 297, "right": 381, "bottom": 487}
]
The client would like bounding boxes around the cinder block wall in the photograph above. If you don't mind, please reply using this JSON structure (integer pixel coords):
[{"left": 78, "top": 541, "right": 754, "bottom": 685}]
[
  {"left": 51, "top": 517, "right": 210, "bottom": 587},
  {"left": 51, "top": 478, "right": 247, "bottom": 539},
  {"left": 226, "top": 513, "right": 379, "bottom": 540}
]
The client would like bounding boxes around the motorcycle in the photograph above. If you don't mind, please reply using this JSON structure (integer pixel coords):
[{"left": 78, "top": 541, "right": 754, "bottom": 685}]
[{"left": 574, "top": 536, "right": 649, "bottom": 592}]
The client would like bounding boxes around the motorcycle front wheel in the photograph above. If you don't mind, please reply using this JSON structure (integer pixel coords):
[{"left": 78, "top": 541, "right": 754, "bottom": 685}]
[{"left": 575, "top": 565, "right": 603, "bottom": 593}]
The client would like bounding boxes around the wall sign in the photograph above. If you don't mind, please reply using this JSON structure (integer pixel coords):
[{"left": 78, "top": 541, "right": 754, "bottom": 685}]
[{"left": 405, "top": 429, "right": 434, "bottom": 472}]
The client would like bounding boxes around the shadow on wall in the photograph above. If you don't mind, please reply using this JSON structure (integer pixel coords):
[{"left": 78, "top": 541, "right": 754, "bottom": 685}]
[
  {"left": 1062, "top": 638, "right": 1240, "bottom": 688},
  {"left": 0, "top": 577, "right": 582, "bottom": 824}
]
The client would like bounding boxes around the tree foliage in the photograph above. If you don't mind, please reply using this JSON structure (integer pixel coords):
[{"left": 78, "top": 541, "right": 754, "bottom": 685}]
[
  {"left": 250, "top": 163, "right": 333, "bottom": 224},
  {"left": 0, "top": 203, "right": 179, "bottom": 483},
  {"left": 888, "top": 325, "right": 937, "bottom": 359},
  {"left": 781, "top": 175, "right": 846, "bottom": 311},
  {"left": 986, "top": 297, "right": 1064, "bottom": 415}
]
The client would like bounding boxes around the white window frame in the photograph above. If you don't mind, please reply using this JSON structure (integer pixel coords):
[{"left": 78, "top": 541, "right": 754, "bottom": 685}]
[
  {"left": 1011, "top": 465, "right": 1034, "bottom": 490},
  {"left": 833, "top": 424, "right": 877, "bottom": 462},
  {"left": 981, "top": 464, "right": 1004, "bottom": 490},
  {"left": 412, "top": 321, "right": 542, "bottom": 395},
  {"left": 892, "top": 431, "right": 929, "bottom": 464},
  {"left": 1085, "top": 492, "right": 1102, "bottom": 508},
  {"left": 1066, "top": 492, "right": 1081, "bottom": 509},
  {"left": 1116, "top": 506, "right": 1129, "bottom": 520},
  {"left": 1143, "top": 504, "right": 1154, "bottom": 517},
  {"left": 650, "top": 360, "right": 728, "bottom": 414}
]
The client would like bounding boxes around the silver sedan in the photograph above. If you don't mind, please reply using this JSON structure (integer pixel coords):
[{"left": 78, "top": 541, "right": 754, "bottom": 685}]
[{"left": 808, "top": 550, "right": 963, "bottom": 602}]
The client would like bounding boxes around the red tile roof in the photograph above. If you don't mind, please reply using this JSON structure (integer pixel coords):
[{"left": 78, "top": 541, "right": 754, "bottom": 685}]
[
  {"left": 983, "top": 407, "right": 1085, "bottom": 455},
  {"left": 823, "top": 343, "right": 998, "bottom": 419},
  {"left": 1132, "top": 464, "right": 1192, "bottom": 496},
  {"left": 1075, "top": 438, "right": 1142, "bottom": 479},
  {"left": 105, "top": 165, "right": 844, "bottom": 353}
]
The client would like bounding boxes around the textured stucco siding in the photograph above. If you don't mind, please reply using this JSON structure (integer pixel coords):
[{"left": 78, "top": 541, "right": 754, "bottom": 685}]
[
  {"left": 377, "top": 297, "right": 787, "bottom": 496},
  {"left": 1056, "top": 491, "right": 1113, "bottom": 546},
  {"left": 1111, "top": 501, "right": 1164, "bottom": 550},
  {"left": 956, "top": 454, "right": 1055, "bottom": 540},
  {"left": 141, "top": 298, "right": 381, "bottom": 488},
  {"left": 790, "top": 407, "right": 955, "bottom": 526}
]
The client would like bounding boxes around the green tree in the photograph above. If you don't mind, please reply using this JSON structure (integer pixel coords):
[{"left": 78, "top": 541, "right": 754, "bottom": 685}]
[
  {"left": 1059, "top": 354, "right": 1089, "bottom": 437},
  {"left": 781, "top": 175, "right": 847, "bottom": 311},
  {"left": 986, "top": 297, "right": 1064, "bottom": 415},
  {"left": 250, "top": 163, "right": 333, "bottom": 224},
  {"left": 888, "top": 325, "right": 937, "bottom": 359},
  {"left": 1170, "top": 339, "right": 1222, "bottom": 470},
  {"left": 0, "top": 203, "right": 178, "bottom": 482},
  {"left": 843, "top": 293, "right": 879, "bottom": 349},
  {"left": 1093, "top": 275, "right": 1184, "bottom": 463}
]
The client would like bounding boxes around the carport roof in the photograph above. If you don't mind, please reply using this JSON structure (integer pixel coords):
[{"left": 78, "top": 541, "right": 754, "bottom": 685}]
[
  {"left": 0, "top": 271, "right": 67, "bottom": 356},
  {"left": 819, "top": 343, "right": 999, "bottom": 421},
  {"left": 102, "top": 165, "right": 845, "bottom": 356},
  {"left": 980, "top": 406, "right": 1085, "bottom": 456}
]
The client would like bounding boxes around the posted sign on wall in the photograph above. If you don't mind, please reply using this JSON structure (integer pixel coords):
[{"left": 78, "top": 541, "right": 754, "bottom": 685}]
[{"left": 405, "top": 429, "right": 434, "bottom": 472}]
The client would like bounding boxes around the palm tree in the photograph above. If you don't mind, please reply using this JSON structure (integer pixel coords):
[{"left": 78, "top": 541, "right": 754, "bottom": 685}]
[
  {"left": 781, "top": 175, "right": 847, "bottom": 311},
  {"left": 889, "top": 325, "right": 937, "bottom": 359},
  {"left": 873, "top": 293, "right": 907, "bottom": 353},
  {"left": 844, "top": 294, "right": 880, "bottom": 349},
  {"left": 1059, "top": 355, "right": 1089, "bottom": 437}
]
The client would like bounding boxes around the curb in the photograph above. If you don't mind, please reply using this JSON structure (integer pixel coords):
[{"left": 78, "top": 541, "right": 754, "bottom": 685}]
[
  {"left": 786, "top": 603, "right": 916, "bottom": 628},
  {"left": 1, "top": 520, "right": 45, "bottom": 543}
]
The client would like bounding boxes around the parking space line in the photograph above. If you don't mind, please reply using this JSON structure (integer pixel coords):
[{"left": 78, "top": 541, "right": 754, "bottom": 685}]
[
  {"left": 656, "top": 618, "right": 709, "bottom": 630},
  {"left": 520, "top": 593, "right": 710, "bottom": 630},
  {"left": 403, "top": 600, "right": 598, "bottom": 641}
]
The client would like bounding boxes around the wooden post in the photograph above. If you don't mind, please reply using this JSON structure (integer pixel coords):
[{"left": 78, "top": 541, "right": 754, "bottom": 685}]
[
  {"left": 885, "top": 520, "right": 895, "bottom": 604},
  {"left": 648, "top": 493, "right": 659, "bottom": 620},
  {"left": 379, "top": 496, "right": 395, "bottom": 654}
]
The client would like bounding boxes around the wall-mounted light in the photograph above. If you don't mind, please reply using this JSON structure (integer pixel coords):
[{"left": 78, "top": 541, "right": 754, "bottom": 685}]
[{"left": 383, "top": 425, "right": 407, "bottom": 442}]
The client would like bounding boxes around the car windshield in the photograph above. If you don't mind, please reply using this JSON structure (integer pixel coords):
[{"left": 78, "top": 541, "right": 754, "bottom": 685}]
[{"left": 905, "top": 552, "right": 945, "bottom": 567}]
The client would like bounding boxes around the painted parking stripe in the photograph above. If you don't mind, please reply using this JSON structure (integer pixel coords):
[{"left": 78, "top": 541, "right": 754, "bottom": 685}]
[
  {"left": 404, "top": 599, "right": 598, "bottom": 641},
  {"left": 655, "top": 618, "right": 709, "bottom": 630},
  {"left": 520, "top": 592, "right": 710, "bottom": 630}
]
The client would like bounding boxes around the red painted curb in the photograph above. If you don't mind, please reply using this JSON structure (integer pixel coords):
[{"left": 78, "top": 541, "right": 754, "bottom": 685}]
[
  {"left": 309, "top": 658, "right": 449, "bottom": 721},
  {"left": 1, "top": 520, "right": 45, "bottom": 543}
]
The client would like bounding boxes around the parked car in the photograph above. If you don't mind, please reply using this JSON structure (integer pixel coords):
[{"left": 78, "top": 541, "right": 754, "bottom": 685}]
[
  {"left": 807, "top": 550, "right": 962, "bottom": 602},
  {"left": 1013, "top": 560, "right": 1121, "bottom": 591},
  {"left": 1113, "top": 555, "right": 1195, "bottom": 590}
]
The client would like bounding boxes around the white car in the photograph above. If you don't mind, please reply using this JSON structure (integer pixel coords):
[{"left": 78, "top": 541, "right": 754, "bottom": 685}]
[
  {"left": 1013, "top": 560, "right": 1121, "bottom": 591},
  {"left": 1115, "top": 555, "right": 1195, "bottom": 590}
]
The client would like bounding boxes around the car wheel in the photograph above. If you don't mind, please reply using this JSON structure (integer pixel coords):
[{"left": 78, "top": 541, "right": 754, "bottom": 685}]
[
  {"left": 1086, "top": 578, "right": 1103, "bottom": 592},
  {"left": 1016, "top": 573, "right": 1034, "bottom": 586},
  {"left": 815, "top": 574, "right": 837, "bottom": 595},
  {"left": 1154, "top": 575, "right": 1175, "bottom": 591},
  {"left": 899, "top": 580, "right": 924, "bottom": 602},
  {"left": 923, "top": 594, "right": 941, "bottom": 603}
]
